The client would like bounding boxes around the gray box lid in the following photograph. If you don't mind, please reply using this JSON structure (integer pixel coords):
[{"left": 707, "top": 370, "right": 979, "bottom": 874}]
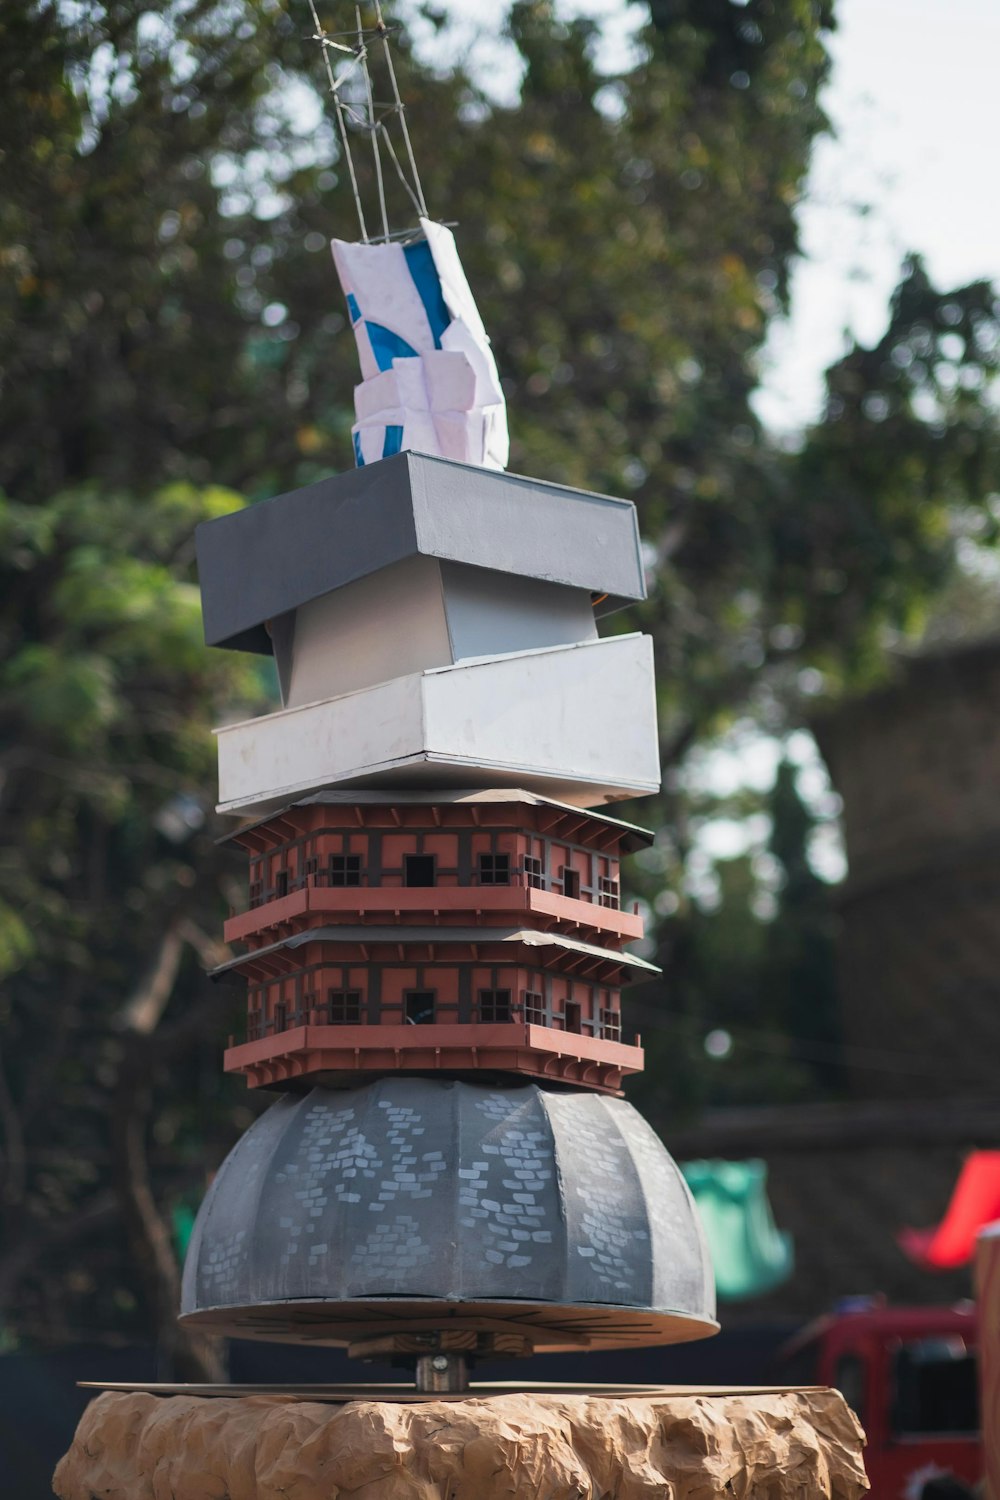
[{"left": 196, "top": 451, "right": 647, "bottom": 654}]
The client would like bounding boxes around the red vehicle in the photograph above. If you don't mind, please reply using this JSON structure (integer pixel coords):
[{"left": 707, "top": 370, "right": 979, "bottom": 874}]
[{"left": 775, "top": 1299, "right": 980, "bottom": 1498}]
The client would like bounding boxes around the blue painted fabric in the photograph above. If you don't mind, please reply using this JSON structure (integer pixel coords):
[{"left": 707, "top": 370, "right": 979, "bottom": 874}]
[
  {"left": 403, "top": 238, "right": 450, "bottom": 348},
  {"left": 365, "top": 321, "right": 420, "bottom": 373},
  {"left": 382, "top": 425, "right": 404, "bottom": 458}
]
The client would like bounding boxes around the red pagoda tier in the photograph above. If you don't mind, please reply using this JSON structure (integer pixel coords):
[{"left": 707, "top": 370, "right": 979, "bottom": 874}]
[{"left": 215, "top": 790, "right": 657, "bottom": 1095}]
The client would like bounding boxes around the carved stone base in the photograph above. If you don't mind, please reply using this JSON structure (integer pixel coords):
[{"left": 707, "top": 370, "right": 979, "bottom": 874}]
[{"left": 54, "top": 1388, "right": 868, "bottom": 1499}]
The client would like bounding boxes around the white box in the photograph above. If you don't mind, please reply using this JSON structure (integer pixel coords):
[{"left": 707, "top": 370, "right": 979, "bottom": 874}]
[{"left": 215, "top": 634, "right": 660, "bottom": 815}]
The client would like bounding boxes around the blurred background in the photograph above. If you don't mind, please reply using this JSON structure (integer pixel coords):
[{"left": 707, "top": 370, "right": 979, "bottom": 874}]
[{"left": 2, "top": 0, "right": 998, "bottom": 1488}]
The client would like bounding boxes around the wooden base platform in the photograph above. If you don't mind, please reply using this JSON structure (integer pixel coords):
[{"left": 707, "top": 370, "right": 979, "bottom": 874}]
[{"left": 54, "top": 1387, "right": 868, "bottom": 1499}]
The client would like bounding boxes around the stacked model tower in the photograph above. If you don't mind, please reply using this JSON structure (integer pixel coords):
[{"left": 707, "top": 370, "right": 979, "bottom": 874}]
[
  {"left": 181, "top": 449, "right": 716, "bottom": 1383},
  {"left": 181, "top": 88, "right": 714, "bottom": 1365}
]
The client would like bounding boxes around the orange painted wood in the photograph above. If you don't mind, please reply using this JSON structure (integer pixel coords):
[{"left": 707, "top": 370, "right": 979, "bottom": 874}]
[
  {"left": 225, "top": 885, "right": 641, "bottom": 945},
  {"left": 223, "top": 1021, "right": 643, "bottom": 1095}
]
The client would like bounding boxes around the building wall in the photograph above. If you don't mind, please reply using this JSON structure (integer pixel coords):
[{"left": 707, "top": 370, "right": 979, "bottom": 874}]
[{"left": 815, "top": 640, "right": 1000, "bottom": 1101}]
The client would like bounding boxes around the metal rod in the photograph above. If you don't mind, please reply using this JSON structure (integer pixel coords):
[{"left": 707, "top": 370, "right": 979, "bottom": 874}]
[
  {"left": 357, "top": 5, "right": 390, "bottom": 242},
  {"left": 374, "top": 0, "right": 428, "bottom": 218},
  {"left": 306, "top": 0, "right": 369, "bottom": 241}
]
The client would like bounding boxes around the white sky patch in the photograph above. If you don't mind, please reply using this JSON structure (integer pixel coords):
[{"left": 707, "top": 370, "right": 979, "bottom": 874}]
[
  {"left": 754, "top": 0, "right": 1000, "bottom": 434},
  {"left": 682, "top": 722, "right": 848, "bottom": 889},
  {"left": 406, "top": 0, "right": 647, "bottom": 104}
]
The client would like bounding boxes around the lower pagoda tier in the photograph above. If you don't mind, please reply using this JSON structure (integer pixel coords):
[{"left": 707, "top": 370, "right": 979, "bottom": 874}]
[
  {"left": 179, "top": 1077, "right": 716, "bottom": 1350},
  {"left": 215, "top": 928, "right": 653, "bottom": 1094}
]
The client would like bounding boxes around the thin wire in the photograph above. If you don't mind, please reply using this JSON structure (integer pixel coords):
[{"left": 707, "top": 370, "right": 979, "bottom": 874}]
[
  {"left": 377, "top": 119, "right": 424, "bottom": 219},
  {"left": 373, "top": 0, "right": 428, "bottom": 218},
  {"left": 305, "top": 0, "right": 368, "bottom": 242},
  {"left": 356, "top": 4, "right": 390, "bottom": 242}
]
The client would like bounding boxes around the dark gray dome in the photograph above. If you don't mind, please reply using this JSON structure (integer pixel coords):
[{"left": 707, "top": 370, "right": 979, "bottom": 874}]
[{"left": 180, "top": 1078, "right": 716, "bottom": 1350}]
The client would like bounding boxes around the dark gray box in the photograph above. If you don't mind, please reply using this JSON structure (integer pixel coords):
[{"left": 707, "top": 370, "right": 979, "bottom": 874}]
[{"left": 196, "top": 451, "right": 647, "bottom": 655}]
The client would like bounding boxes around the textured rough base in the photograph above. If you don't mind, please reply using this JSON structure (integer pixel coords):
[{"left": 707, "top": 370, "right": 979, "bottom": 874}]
[{"left": 53, "top": 1389, "right": 868, "bottom": 1500}]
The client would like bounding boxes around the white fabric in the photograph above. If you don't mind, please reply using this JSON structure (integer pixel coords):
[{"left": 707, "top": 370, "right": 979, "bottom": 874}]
[
  {"left": 330, "top": 238, "right": 437, "bottom": 381},
  {"left": 331, "top": 219, "right": 509, "bottom": 471},
  {"left": 421, "top": 217, "right": 490, "bottom": 341}
]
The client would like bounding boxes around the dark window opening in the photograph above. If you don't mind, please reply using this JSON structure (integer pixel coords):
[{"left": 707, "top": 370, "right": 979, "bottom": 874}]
[
  {"left": 478, "top": 988, "right": 512, "bottom": 1022},
  {"left": 275, "top": 870, "right": 289, "bottom": 899},
  {"left": 833, "top": 1355, "right": 866, "bottom": 1422},
  {"left": 304, "top": 856, "right": 319, "bottom": 882},
  {"left": 326, "top": 989, "right": 362, "bottom": 1025},
  {"left": 247, "top": 1008, "right": 264, "bottom": 1042},
  {"left": 523, "top": 990, "right": 546, "bottom": 1026},
  {"left": 249, "top": 880, "right": 264, "bottom": 910},
  {"left": 598, "top": 875, "right": 620, "bottom": 909},
  {"left": 891, "top": 1339, "right": 979, "bottom": 1436},
  {"left": 564, "top": 1001, "right": 582, "bottom": 1034},
  {"left": 329, "top": 854, "right": 362, "bottom": 887},
  {"left": 599, "top": 1007, "right": 622, "bottom": 1041},
  {"left": 478, "top": 853, "right": 510, "bottom": 886},
  {"left": 561, "top": 866, "right": 581, "bottom": 900},
  {"left": 404, "top": 854, "right": 436, "bottom": 887},
  {"left": 273, "top": 1001, "right": 287, "bottom": 1033},
  {"left": 404, "top": 990, "right": 436, "bottom": 1025},
  {"left": 522, "top": 855, "right": 545, "bottom": 890}
]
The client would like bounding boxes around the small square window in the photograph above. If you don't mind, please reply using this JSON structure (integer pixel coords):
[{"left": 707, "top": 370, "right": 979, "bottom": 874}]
[
  {"left": 326, "top": 989, "right": 362, "bottom": 1024},
  {"left": 598, "top": 875, "right": 620, "bottom": 909},
  {"left": 404, "top": 854, "right": 436, "bottom": 887},
  {"left": 522, "top": 855, "right": 545, "bottom": 890},
  {"left": 329, "top": 854, "right": 362, "bottom": 887},
  {"left": 404, "top": 990, "right": 436, "bottom": 1025},
  {"left": 478, "top": 853, "right": 510, "bottom": 886},
  {"left": 600, "top": 1007, "right": 622, "bottom": 1042},
  {"left": 523, "top": 990, "right": 546, "bottom": 1026},
  {"left": 478, "top": 988, "right": 512, "bottom": 1022},
  {"left": 561, "top": 866, "right": 581, "bottom": 900}
]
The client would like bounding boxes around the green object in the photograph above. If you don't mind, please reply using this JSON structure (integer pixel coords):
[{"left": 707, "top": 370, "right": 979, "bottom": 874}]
[
  {"left": 681, "top": 1159, "right": 794, "bottom": 1302},
  {"left": 171, "top": 1202, "right": 197, "bottom": 1260}
]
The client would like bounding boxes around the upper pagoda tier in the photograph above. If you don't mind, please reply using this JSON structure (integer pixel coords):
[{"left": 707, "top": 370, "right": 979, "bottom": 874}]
[
  {"left": 222, "top": 789, "right": 650, "bottom": 950},
  {"left": 196, "top": 453, "right": 660, "bottom": 813}
]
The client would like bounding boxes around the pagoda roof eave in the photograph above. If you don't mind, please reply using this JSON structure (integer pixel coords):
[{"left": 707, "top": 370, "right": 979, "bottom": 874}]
[
  {"left": 217, "top": 787, "right": 654, "bottom": 853},
  {"left": 209, "top": 925, "right": 660, "bottom": 979}
]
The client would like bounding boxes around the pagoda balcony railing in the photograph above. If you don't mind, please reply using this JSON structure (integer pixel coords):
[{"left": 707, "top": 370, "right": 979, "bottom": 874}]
[
  {"left": 241, "top": 870, "right": 631, "bottom": 914},
  {"left": 243, "top": 1008, "right": 630, "bottom": 1047}
]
